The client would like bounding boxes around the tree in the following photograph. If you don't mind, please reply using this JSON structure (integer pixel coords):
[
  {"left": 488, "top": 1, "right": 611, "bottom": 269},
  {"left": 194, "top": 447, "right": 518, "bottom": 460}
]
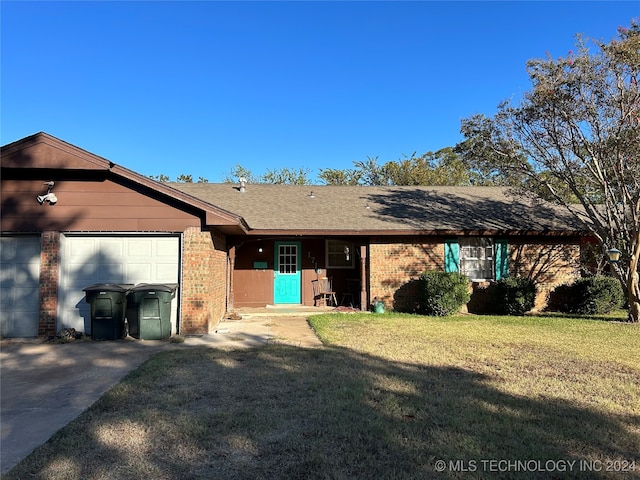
[
  {"left": 222, "top": 165, "right": 260, "bottom": 184},
  {"left": 176, "top": 174, "right": 193, "bottom": 183},
  {"left": 262, "top": 167, "right": 311, "bottom": 185},
  {"left": 384, "top": 148, "right": 479, "bottom": 186},
  {"left": 149, "top": 174, "right": 209, "bottom": 183},
  {"left": 223, "top": 164, "right": 312, "bottom": 184},
  {"left": 317, "top": 167, "right": 362, "bottom": 185},
  {"left": 458, "top": 21, "right": 640, "bottom": 322},
  {"left": 319, "top": 149, "right": 478, "bottom": 186},
  {"left": 149, "top": 174, "right": 170, "bottom": 183}
]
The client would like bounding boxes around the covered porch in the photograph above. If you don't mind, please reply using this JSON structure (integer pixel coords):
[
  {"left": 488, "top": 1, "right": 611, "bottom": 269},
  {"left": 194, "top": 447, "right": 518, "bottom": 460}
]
[{"left": 227, "top": 237, "right": 369, "bottom": 311}]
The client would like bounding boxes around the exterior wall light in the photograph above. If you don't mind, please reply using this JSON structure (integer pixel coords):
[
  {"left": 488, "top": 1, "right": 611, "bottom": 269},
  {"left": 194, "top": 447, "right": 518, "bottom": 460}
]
[
  {"left": 37, "top": 181, "right": 57, "bottom": 205},
  {"left": 606, "top": 248, "right": 622, "bottom": 263}
]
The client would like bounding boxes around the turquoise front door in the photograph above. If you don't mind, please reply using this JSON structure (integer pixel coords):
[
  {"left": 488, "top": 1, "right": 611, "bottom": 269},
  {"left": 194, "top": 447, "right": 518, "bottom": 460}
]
[{"left": 274, "top": 242, "right": 301, "bottom": 304}]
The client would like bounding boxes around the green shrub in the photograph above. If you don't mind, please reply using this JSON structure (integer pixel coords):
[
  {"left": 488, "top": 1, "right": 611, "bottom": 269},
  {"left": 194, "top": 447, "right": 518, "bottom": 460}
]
[
  {"left": 546, "top": 283, "right": 573, "bottom": 312},
  {"left": 418, "top": 271, "right": 470, "bottom": 316},
  {"left": 548, "top": 276, "right": 625, "bottom": 314},
  {"left": 494, "top": 277, "right": 537, "bottom": 316}
]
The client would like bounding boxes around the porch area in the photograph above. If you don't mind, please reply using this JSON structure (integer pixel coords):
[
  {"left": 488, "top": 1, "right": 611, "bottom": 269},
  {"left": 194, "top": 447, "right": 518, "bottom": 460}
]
[{"left": 231, "top": 305, "right": 339, "bottom": 318}]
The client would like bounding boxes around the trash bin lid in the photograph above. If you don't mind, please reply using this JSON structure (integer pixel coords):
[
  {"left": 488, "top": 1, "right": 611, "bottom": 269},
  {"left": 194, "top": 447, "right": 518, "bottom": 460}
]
[
  {"left": 129, "top": 283, "right": 179, "bottom": 293},
  {"left": 82, "top": 283, "right": 134, "bottom": 293}
]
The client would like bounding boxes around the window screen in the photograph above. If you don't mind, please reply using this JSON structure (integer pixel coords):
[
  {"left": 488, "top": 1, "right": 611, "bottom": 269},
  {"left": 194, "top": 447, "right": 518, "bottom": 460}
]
[{"left": 459, "top": 237, "right": 494, "bottom": 281}]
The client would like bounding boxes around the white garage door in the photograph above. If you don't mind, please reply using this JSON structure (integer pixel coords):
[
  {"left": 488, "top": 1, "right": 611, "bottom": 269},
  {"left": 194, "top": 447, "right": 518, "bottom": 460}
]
[
  {"left": 0, "top": 236, "right": 41, "bottom": 337},
  {"left": 59, "top": 235, "right": 180, "bottom": 335}
]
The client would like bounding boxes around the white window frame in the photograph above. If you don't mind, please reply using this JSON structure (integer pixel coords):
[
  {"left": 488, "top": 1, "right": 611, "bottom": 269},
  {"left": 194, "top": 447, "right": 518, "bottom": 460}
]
[
  {"left": 326, "top": 239, "right": 355, "bottom": 269},
  {"left": 459, "top": 237, "right": 494, "bottom": 281}
]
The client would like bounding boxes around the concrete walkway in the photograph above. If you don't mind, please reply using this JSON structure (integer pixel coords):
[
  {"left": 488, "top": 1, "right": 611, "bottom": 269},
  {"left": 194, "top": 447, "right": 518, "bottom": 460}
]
[{"left": 0, "top": 308, "right": 329, "bottom": 475}]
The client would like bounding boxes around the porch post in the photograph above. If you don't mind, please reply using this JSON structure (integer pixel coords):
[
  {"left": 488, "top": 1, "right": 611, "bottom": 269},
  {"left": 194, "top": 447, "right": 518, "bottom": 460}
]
[
  {"left": 228, "top": 246, "right": 236, "bottom": 312},
  {"left": 359, "top": 244, "right": 367, "bottom": 311}
]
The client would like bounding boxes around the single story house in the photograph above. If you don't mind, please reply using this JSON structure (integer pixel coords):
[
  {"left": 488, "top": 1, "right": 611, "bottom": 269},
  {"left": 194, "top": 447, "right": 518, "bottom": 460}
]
[{"left": 1, "top": 133, "right": 590, "bottom": 338}]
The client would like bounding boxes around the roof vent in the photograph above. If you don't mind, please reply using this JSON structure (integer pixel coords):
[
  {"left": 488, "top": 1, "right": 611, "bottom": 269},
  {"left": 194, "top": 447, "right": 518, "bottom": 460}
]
[
  {"left": 308, "top": 191, "right": 315, "bottom": 199},
  {"left": 239, "top": 177, "right": 246, "bottom": 193}
]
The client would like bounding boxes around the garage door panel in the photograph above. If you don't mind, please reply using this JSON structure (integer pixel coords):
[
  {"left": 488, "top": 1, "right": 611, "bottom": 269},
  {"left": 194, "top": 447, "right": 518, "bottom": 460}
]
[
  {"left": 156, "top": 264, "right": 178, "bottom": 282},
  {"left": 128, "top": 239, "right": 152, "bottom": 256},
  {"left": 95, "top": 263, "right": 126, "bottom": 283},
  {"left": 0, "top": 236, "right": 41, "bottom": 337},
  {"left": 67, "top": 239, "right": 96, "bottom": 260},
  {"left": 99, "top": 239, "right": 125, "bottom": 257},
  {"left": 157, "top": 238, "right": 178, "bottom": 256},
  {"left": 127, "top": 263, "right": 152, "bottom": 280},
  {"left": 59, "top": 235, "right": 179, "bottom": 335}
]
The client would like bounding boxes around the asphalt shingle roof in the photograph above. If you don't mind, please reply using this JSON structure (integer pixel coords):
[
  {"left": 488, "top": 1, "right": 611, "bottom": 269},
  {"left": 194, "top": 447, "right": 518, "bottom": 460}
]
[{"left": 170, "top": 183, "right": 584, "bottom": 234}]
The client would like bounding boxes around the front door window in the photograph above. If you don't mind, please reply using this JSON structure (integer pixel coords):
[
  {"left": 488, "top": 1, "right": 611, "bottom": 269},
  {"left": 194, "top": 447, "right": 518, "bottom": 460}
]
[{"left": 278, "top": 244, "right": 298, "bottom": 274}]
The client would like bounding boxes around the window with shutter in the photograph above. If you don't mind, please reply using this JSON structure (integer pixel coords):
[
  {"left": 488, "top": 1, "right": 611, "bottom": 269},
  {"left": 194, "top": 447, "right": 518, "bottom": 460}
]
[{"left": 444, "top": 237, "right": 508, "bottom": 281}]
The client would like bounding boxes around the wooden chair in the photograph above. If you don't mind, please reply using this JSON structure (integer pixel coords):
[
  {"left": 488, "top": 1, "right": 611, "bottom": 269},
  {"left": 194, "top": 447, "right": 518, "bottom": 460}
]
[{"left": 312, "top": 277, "right": 337, "bottom": 307}]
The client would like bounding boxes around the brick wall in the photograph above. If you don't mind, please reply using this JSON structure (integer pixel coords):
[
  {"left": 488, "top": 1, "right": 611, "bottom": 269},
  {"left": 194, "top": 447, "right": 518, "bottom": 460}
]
[
  {"left": 509, "top": 239, "right": 581, "bottom": 310},
  {"left": 180, "top": 227, "right": 228, "bottom": 334},
  {"left": 210, "top": 230, "right": 228, "bottom": 322},
  {"left": 369, "top": 236, "right": 442, "bottom": 311},
  {"left": 38, "top": 231, "right": 60, "bottom": 337},
  {"left": 369, "top": 236, "right": 581, "bottom": 313}
]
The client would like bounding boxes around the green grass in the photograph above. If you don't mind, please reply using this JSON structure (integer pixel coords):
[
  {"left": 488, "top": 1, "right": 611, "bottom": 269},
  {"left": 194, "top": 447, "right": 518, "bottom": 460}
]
[{"left": 4, "top": 313, "right": 640, "bottom": 480}]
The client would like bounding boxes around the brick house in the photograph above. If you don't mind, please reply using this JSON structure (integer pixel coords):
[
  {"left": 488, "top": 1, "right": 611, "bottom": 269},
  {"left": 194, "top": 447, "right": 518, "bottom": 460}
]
[
  {"left": 1, "top": 133, "right": 589, "bottom": 338},
  {"left": 172, "top": 183, "right": 586, "bottom": 314}
]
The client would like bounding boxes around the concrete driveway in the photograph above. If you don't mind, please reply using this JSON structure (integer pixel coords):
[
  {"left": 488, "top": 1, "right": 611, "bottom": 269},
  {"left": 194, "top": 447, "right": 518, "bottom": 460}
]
[{"left": 0, "top": 312, "right": 324, "bottom": 475}]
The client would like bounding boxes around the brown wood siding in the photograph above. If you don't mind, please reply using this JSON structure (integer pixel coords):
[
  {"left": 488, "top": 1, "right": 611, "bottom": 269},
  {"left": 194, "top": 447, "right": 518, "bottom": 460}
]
[
  {"left": 1, "top": 178, "right": 201, "bottom": 232},
  {"left": 1, "top": 140, "right": 107, "bottom": 170},
  {"left": 234, "top": 270, "right": 275, "bottom": 307},
  {"left": 230, "top": 238, "right": 361, "bottom": 308}
]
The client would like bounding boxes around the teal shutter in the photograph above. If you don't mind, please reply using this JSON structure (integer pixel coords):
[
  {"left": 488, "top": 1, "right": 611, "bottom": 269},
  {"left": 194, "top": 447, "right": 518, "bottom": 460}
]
[
  {"left": 494, "top": 239, "right": 509, "bottom": 280},
  {"left": 444, "top": 238, "right": 459, "bottom": 272}
]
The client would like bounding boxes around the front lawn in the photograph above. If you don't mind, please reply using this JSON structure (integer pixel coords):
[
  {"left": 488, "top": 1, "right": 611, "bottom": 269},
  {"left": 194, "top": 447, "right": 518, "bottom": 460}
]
[{"left": 5, "top": 313, "right": 639, "bottom": 480}]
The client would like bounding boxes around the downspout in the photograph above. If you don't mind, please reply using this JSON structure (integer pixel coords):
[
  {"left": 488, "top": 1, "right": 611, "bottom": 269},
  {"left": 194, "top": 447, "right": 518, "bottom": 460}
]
[
  {"left": 228, "top": 246, "right": 236, "bottom": 313},
  {"left": 359, "top": 244, "right": 367, "bottom": 311}
]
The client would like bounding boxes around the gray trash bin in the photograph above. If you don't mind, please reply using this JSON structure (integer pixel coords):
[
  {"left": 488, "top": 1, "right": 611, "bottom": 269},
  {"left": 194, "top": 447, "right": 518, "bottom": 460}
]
[
  {"left": 83, "top": 284, "right": 133, "bottom": 340},
  {"left": 126, "top": 283, "right": 178, "bottom": 340}
]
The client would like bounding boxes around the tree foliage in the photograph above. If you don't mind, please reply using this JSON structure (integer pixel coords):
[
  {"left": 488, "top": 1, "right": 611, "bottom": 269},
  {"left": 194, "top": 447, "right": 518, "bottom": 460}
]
[
  {"left": 223, "top": 164, "right": 311, "bottom": 185},
  {"left": 458, "top": 20, "right": 640, "bottom": 322},
  {"left": 318, "top": 148, "right": 479, "bottom": 186},
  {"left": 149, "top": 174, "right": 208, "bottom": 183}
]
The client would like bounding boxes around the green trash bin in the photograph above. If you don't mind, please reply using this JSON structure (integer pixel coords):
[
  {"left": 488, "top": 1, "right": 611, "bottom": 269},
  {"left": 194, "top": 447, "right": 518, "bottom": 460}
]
[
  {"left": 83, "top": 284, "right": 133, "bottom": 340},
  {"left": 126, "top": 283, "right": 178, "bottom": 340},
  {"left": 374, "top": 300, "right": 385, "bottom": 314}
]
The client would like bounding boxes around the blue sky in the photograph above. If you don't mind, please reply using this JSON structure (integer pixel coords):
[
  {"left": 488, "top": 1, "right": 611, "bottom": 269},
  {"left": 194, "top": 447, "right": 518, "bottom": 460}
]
[{"left": 2, "top": 1, "right": 637, "bottom": 183}]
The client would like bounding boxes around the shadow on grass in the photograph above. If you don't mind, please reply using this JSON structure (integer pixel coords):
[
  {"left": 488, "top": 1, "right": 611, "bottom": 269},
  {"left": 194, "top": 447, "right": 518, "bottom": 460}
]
[
  {"left": 5, "top": 345, "right": 640, "bottom": 480},
  {"left": 533, "top": 310, "right": 631, "bottom": 323}
]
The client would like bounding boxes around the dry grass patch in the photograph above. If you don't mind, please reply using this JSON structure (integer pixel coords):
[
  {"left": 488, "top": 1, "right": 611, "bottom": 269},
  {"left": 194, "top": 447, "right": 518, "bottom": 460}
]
[{"left": 4, "top": 313, "right": 640, "bottom": 480}]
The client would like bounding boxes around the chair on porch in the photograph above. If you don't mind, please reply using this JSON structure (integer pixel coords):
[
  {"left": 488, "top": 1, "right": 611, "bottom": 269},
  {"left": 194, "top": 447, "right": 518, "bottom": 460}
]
[{"left": 312, "top": 277, "right": 337, "bottom": 307}]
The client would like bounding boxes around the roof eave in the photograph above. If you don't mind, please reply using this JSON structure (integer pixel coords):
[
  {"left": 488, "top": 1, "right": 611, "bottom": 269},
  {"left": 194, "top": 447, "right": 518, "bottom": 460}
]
[{"left": 241, "top": 228, "right": 589, "bottom": 237}]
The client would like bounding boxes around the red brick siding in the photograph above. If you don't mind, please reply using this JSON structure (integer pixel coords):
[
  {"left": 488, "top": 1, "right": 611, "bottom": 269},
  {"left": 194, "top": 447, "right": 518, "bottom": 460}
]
[
  {"left": 509, "top": 239, "right": 581, "bottom": 310},
  {"left": 39, "top": 231, "right": 59, "bottom": 337},
  {"left": 369, "top": 236, "right": 581, "bottom": 312},
  {"left": 210, "top": 230, "right": 228, "bottom": 323},
  {"left": 180, "top": 227, "right": 228, "bottom": 334},
  {"left": 369, "top": 236, "right": 442, "bottom": 311}
]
